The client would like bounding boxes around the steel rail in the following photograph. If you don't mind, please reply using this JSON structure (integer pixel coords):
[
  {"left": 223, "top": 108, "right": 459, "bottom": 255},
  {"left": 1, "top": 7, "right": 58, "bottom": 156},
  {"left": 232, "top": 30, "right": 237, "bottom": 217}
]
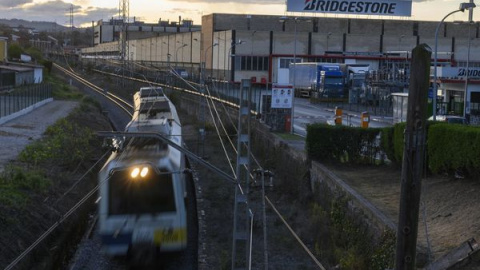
[{"left": 53, "top": 63, "right": 133, "bottom": 116}]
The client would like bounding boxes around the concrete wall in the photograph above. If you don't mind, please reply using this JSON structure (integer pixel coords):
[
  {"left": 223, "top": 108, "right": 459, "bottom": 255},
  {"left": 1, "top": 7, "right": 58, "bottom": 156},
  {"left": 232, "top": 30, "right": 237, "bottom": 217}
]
[
  {"left": 384, "top": 20, "right": 413, "bottom": 36},
  {"left": 349, "top": 18, "right": 383, "bottom": 35},
  {"left": 345, "top": 34, "right": 381, "bottom": 53},
  {"left": 315, "top": 18, "right": 348, "bottom": 34},
  {"left": 272, "top": 31, "right": 309, "bottom": 55}
]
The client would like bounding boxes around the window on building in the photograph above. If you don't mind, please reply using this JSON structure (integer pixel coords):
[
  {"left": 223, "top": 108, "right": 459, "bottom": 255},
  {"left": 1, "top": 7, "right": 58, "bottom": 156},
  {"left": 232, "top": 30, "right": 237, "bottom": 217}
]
[
  {"left": 235, "top": 56, "right": 270, "bottom": 71},
  {"left": 252, "top": 57, "right": 258, "bottom": 71},
  {"left": 457, "top": 61, "right": 480, "bottom": 68},
  {"left": 471, "top": 92, "right": 480, "bottom": 115},
  {"left": 246, "top": 56, "right": 252, "bottom": 70}
]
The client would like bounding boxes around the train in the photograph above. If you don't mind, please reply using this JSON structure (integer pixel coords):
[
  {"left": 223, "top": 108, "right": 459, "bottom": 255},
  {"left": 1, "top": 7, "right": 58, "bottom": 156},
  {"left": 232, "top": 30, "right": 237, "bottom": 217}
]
[{"left": 97, "top": 86, "right": 187, "bottom": 256}]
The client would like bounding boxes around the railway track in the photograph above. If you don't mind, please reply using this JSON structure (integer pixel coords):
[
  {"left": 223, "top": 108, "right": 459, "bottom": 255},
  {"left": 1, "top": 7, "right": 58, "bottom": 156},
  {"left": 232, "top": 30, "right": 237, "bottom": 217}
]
[
  {"left": 54, "top": 63, "right": 200, "bottom": 270},
  {"left": 55, "top": 63, "right": 325, "bottom": 269},
  {"left": 53, "top": 63, "right": 134, "bottom": 116}
]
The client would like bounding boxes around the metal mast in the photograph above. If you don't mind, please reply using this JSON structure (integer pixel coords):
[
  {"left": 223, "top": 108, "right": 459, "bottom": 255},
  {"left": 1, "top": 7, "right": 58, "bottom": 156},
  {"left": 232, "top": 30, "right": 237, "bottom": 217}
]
[
  {"left": 69, "top": 4, "right": 74, "bottom": 46},
  {"left": 69, "top": 4, "right": 74, "bottom": 32},
  {"left": 232, "top": 79, "right": 253, "bottom": 270},
  {"left": 119, "top": 0, "right": 129, "bottom": 86}
]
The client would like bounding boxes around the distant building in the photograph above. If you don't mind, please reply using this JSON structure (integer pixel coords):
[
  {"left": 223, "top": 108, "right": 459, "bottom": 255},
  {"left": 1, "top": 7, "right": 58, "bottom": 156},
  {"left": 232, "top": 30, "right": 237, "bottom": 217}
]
[
  {"left": 82, "top": 13, "right": 480, "bottom": 121},
  {"left": 0, "top": 64, "right": 35, "bottom": 87},
  {"left": 93, "top": 17, "right": 200, "bottom": 45}
]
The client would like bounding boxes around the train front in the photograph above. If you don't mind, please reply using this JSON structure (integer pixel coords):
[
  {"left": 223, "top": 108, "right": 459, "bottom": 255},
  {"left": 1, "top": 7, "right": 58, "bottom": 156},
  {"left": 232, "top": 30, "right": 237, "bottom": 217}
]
[{"left": 97, "top": 141, "right": 187, "bottom": 256}]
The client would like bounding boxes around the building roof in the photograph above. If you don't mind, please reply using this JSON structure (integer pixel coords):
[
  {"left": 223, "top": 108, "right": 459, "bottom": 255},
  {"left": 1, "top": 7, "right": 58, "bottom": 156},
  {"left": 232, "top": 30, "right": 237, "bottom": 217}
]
[{"left": 0, "top": 64, "right": 34, "bottom": 72}]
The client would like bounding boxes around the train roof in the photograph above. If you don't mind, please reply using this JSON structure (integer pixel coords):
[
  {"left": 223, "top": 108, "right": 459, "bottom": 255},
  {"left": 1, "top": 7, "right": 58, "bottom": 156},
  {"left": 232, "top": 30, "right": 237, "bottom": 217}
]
[{"left": 139, "top": 87, "right": 164, "bottom": 98}]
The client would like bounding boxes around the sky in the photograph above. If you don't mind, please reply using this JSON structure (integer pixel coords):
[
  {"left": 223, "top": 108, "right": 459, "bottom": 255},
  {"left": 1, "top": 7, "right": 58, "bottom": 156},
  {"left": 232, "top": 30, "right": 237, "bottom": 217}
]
[{"left": 0, "top": 0, "right": 476, "bottom": 28}]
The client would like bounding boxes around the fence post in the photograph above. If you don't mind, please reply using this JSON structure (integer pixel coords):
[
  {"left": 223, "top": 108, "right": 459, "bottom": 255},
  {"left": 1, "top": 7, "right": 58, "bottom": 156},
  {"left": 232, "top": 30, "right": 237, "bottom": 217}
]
[{"left": 395, "top": 44, "right": 431, "bottom": 269}]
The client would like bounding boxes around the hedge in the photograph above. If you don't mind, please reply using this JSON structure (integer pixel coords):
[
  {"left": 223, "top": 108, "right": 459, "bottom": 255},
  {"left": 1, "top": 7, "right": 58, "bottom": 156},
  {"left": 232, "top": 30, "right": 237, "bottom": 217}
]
[
  {"left": 306, "top": 121, "right": 480, "bottom": 176},
  {"left": 306, "top": 123, "right": 383, "bottom": 164},
  {"left": 428, "top": 123, "right": 480, "bottom": 175}
]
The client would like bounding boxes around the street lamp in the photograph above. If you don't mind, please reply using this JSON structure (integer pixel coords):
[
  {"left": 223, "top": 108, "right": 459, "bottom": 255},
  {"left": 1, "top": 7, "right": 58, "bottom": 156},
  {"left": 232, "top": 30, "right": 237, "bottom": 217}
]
[
  {"left": 199, "top": 42, "right": 218, "bottom": 157},
  {"left": 279, "top": 16, "right": 311, "bottom": 134},
  {"left": 433, "top": 2, "right": 476, "bottom": 120},
  {"left": 228, "top": 39, "right": 245, "bottom": 82},
  {"left": 176, "top": 43, "right": 188, "bottom": 64},
  {"left": 326, "top": 32, "right": 332, "bottom": 52},
  {"left": 150, "top": 42, "right": 154, "bottom": 64},
  {"left": 465, "top": 21, "right": 473, "bottom": 119}
]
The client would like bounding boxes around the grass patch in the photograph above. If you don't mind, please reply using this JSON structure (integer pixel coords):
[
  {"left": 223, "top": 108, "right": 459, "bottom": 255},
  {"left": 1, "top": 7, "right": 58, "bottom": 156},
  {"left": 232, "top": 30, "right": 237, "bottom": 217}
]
[
  {"left": 274, "top": 132, "right": 305, "bottom": 141},
  {"left": 0, "top": 166, "right": 51, "bottom": 209},
  {"left": 44, "top": 73, "right": 84, "bottom": 100}
]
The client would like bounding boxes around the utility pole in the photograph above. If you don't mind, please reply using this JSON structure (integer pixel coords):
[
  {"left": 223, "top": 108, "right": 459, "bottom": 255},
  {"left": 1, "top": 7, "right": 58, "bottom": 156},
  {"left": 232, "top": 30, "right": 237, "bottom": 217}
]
[
  {"left": 119, "top": 0, "right": 129, "bottom": 87},
  {"left": 232, "top": 79, "right": 253, "bottom": 270},
  {"left": 395, "top": 44, "right": 431, "bottom": 269}
]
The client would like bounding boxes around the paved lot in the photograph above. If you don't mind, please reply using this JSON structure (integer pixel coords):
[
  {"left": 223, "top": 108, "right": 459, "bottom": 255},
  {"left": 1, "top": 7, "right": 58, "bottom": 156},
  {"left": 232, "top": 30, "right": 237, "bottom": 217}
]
[{"left": 0, "top": 100, "right": 78, "bottom": 172}]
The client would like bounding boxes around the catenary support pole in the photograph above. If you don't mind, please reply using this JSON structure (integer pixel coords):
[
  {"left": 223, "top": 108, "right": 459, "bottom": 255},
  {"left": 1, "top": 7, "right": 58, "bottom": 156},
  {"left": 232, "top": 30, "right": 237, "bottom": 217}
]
[{"left": 395, "top": 44, "right": 431, "bottom": 269}]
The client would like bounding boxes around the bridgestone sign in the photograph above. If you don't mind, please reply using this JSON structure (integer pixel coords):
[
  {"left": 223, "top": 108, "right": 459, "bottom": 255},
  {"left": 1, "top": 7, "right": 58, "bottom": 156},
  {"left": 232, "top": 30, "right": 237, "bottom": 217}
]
[{"left": 287, "top": 0, "right": 412, "bottom": 16}]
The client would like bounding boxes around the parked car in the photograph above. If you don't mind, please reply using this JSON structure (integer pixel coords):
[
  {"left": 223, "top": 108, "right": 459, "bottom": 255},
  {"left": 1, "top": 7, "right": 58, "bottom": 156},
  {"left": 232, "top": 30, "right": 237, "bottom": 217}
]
[{"left": 428, "top": 115, "right": 467, "bottom": 124}]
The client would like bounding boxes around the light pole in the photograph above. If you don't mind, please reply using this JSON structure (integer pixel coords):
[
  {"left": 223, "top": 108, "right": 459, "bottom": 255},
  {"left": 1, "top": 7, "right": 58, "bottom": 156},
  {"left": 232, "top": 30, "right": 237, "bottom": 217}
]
[
  {"left": 279, "top": 16, "right": 311, "bottom": 134},
  {"left": 464, "top": 22, "right": 472, "bottom": 119},
  {"left": 228, "top": 39, "right": 245, "bottom": 82},
  {"left": 326, "top": 32, "right": 332, "bottom": 52},
  {"left": 150, "top": 42, "right": 154, "bottom": 64},
  {"left": 176, "top": 43, "right": 188, "bottom": 66},
  {"left": 199, "top": 42, "right": 218, "bottom": 157},
  {"left": 433, "top": 2, "right": 476, "bottom": 120}
]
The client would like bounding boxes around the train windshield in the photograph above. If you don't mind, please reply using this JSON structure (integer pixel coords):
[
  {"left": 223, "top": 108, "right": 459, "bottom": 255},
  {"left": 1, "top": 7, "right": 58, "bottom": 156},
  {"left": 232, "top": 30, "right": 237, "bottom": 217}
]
[{"left": 108, "top": 168, "right": 176, "bottom": 215}]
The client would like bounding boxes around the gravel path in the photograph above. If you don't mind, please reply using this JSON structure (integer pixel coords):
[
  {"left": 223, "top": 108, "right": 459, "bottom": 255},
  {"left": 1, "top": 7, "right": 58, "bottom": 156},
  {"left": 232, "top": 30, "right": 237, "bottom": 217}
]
[{"left": 0, "top": 100, "right": 78, "bottom": 172}]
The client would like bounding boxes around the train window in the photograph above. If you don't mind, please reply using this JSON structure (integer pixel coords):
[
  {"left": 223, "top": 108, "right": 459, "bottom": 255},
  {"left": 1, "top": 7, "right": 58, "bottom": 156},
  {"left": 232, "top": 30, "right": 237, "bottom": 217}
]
[
  {"left": 139, "top": 87, "right": 164, "bottom": 98},
  {"left": 108, "top": 168, "right": 176, "bottom": 215}
]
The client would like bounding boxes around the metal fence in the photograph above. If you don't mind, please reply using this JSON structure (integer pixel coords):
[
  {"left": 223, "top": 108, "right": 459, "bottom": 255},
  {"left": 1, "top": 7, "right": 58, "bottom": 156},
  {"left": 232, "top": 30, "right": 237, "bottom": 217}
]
[{"left": 0, "top": 84, "right": 53, "bottom": 118}]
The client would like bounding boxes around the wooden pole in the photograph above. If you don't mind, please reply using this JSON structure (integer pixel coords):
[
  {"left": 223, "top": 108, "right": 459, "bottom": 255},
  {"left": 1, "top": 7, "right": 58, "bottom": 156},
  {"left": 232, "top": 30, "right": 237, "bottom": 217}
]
[{"left": 395, "top": 43, "right": 431, "bottom": 269}]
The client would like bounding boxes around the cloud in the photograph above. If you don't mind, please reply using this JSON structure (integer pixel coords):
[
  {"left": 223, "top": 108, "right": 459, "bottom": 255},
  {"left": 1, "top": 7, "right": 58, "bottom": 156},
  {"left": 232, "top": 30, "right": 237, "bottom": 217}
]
[
  {"left": 0, "top": 0, "right": 117, "bottom": 27},
  {"left": 176, "top": 0, "right": 281, "bottom": 3},
  {"left": 0, "top": 0, "right": 32, "bottom": 8}
]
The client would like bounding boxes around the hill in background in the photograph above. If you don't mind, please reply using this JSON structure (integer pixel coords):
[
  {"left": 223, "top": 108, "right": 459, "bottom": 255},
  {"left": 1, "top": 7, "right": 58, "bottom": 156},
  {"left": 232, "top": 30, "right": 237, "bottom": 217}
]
[{"left": 0, "top": 18, "right": 70, "bottom": 32}]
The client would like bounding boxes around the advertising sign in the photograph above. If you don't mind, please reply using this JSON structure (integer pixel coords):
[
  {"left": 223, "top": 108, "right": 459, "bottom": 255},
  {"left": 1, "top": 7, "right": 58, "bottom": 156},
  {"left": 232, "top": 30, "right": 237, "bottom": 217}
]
[
  {"left": 287, "top": 0, "right": 412, "bottom": 17},
  {"left": 272, "top": 84, "right": 294, "bottom": 109},
  {"left": 437, "top": 67, "right": 480, "bottom": 79}
]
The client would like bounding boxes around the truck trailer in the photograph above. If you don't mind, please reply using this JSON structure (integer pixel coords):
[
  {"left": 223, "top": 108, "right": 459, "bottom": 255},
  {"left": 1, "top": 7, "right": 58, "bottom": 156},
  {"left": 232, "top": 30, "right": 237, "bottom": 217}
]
[{"left": 289, "top": 62, "right": 345, "bottom": 98}]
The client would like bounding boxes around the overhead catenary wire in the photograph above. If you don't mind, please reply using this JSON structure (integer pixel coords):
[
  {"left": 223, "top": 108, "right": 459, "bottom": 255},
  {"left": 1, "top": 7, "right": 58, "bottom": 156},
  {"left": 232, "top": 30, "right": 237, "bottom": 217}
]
[
  {"left": 168, "top": 65, "right": 325, "bottom": 268},
  {"left": 43, "top": 60, "right": 325, "bottom": 269},
  {"left": 106, "top": 60, "right": 327, "bottom": 268},
  {"left": 201, "top": 76, "right": 327, "bottom": 269}
]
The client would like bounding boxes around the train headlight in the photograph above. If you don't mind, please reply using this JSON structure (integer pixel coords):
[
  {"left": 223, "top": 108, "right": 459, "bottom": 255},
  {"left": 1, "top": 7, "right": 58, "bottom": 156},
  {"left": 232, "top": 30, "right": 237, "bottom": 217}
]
[
  {"left": 130, "top": 166, "right": 149, "bottom": 179},
  {"left": 140, "top": 167, "right": 149, "bottom": 177},
  {"left": 130, "top": 167, "right": 140, "bottom": 179}
]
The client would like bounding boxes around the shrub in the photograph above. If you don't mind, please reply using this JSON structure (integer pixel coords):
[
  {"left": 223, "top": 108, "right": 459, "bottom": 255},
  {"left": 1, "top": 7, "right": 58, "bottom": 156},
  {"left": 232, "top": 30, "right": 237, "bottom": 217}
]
[
  {"left": 19, "top": 118, "right": 94, "bottom": 169},
  {"left": 306, "top": 123, "right": 383, "bottom": 164},
  {"left": 428, "top": 123, "right": 480, "bottom": 175},
  {"left": 0, "top": 166, "right": 51, "bottom": 208}
]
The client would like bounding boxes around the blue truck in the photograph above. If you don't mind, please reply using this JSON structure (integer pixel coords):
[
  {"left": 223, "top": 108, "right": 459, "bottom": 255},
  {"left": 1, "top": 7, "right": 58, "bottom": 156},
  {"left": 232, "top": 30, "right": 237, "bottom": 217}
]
[{"left": 289, "top": 62, "right": 345, "bottom": 98}]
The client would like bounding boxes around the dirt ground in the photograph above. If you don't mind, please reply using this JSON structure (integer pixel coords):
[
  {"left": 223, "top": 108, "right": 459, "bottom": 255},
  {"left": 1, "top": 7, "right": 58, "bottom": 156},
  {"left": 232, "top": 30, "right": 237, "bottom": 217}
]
[{"left": 327, "top": 163, "right": 480, "bottom": 261}]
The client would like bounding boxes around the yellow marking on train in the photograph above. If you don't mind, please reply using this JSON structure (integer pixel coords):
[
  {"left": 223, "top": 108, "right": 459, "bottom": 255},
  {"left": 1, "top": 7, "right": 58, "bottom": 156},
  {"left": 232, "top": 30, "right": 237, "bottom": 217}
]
[{"left": 153, "top": 228, "right": 186, "bottom": 244}]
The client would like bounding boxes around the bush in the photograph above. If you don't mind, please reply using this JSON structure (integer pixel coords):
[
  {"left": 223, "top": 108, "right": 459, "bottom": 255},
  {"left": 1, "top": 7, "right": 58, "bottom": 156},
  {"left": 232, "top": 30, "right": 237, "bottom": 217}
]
[
  {"left": 306, "top": 123, "right": 383, "bottom": 164},
  {"left": 428, "top": 123, "right": 480, "bottom": 175},
  {"left": 19, "top": 118, "right": 94, "bottom": 169},
  {"left": 0, "top": 166, "right": 51, "bottom": 208}
]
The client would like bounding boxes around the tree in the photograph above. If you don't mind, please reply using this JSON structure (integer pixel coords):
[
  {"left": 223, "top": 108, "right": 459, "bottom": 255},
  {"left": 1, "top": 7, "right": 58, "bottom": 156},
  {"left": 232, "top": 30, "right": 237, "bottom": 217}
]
[{"left": 8, "top": 43, "right": 23, "bottom": 60}]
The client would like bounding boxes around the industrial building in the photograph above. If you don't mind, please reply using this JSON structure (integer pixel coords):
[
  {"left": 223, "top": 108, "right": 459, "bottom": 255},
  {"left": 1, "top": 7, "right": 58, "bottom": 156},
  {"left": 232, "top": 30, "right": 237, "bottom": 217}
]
[{"left": 81, "top": 13, "right": 480, "bottom": 123}]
